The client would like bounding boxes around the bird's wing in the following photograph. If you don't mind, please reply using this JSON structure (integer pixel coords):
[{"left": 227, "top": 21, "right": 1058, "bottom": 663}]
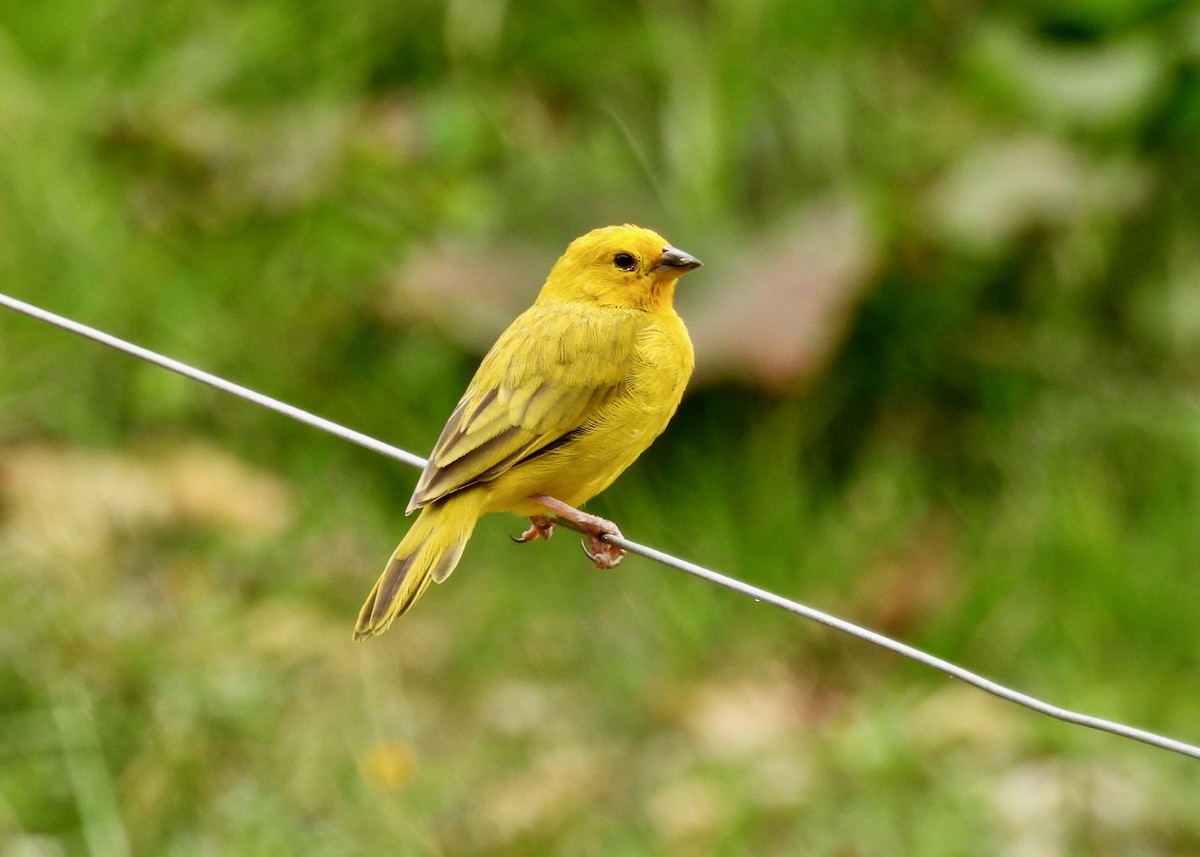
[{"left": 407, "top": 303, "right": 638, "bottom": 510}]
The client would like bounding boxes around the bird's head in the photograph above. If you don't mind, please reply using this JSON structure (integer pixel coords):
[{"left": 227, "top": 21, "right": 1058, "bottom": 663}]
[{"left": 538, "top": 224, "right": 702, "bottom": 312}]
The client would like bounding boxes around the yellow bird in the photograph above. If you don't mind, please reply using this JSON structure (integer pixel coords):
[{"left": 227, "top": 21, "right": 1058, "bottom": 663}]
[{"left": 354, "top": 224, "right": 701, "bottom": 640}]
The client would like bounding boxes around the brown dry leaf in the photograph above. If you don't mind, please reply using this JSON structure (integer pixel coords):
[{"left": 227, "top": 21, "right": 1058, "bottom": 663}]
[
  {"left": 1081, "top": 764, "right": 1156, "bottom": 831},
  {"left": 476, "top": 679, "right": 565, "bottom": 738},
  {"left": 677, "top": 664, "right": 810, "bottom": 758},
  {"left": 480, "top": 744, "right": 612, "bottom": 843},
  {"left": 0, "top": 443, "right": 172, "bottom": 568},
  {"left": 991, "top": 759, "right": 1160, "bottom": 849},
  {"left": 240, "top": 600, "right": 349, "bottom": 662},
  {"left": 0, "top": 441, "right": 293, "bottom": 570},
  {"left": 375, "top": 240, "right": 541, "bottom": 348},
  {"left": 379, "top": 200, "right": 877, "bottom": 392},
  {"left": 685, "top": 192, "right": 880, "bottom": 390},
  {"left": 162, "top": 442, "right": 292, "bottom": 539},
  {"left": 748, "top": 750, "right": 815, "bottom": 809},
  {"left": 647, "top": 776, "right": 728, "bottom": 843},
  {"left": 990, "top": 762, "right": 1072, "bottom": 857},
  {"left": 905, "top": 684, "right": 1024, "bottom": 754}
]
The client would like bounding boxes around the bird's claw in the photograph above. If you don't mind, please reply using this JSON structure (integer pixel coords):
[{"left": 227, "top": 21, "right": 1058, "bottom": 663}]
[
  {"left": 581, "top": 535, "right": 626, "bottom": 569},
  {"left": 578, "top": 516, "right": 625, "bottom": 569},
  {"left": 511, "top": 516, "right": 555, "bottom": 544},
  {"left": 521, "top": 496, "right": 626, "bottom": 569}
]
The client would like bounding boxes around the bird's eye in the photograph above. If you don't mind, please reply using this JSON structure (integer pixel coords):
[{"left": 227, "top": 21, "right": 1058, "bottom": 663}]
[{"left": 613, "top": 252, "right": 637, "bottom": 271}]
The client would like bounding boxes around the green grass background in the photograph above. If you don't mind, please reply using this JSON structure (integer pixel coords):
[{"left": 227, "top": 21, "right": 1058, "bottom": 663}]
[{"left": 2, "top": 1, "right": 1199, "bottom": 854}]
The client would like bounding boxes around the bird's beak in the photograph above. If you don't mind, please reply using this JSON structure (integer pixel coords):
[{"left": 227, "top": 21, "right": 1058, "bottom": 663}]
[{"left": 654, "top": 245, "right": 703, "bottom": 272}]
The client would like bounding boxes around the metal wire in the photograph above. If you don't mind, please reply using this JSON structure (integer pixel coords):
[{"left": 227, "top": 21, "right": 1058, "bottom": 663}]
[
  {"left": 3, "top": 289, "right": 1198, "bottom": 761},
  {"left": 0, "top": 293, "right": 426, "bottom": 470}
]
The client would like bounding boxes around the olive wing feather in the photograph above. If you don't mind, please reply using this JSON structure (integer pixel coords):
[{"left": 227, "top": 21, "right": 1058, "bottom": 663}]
[{"left": 407, "top": 304, "right": 637, "bottom": 511}]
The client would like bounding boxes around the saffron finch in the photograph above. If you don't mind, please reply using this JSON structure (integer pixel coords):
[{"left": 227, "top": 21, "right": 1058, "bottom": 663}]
[{"left": 355, "top": 225, "right": 701, "bottom": 640}]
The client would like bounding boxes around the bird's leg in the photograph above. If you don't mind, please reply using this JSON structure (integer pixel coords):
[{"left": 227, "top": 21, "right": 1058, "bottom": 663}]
[
  {"left": 511, "top": 515, "right": 556, "bottom": 544},
  {"left": 529, "top": 494, "right": 626, "bottom": 570}
]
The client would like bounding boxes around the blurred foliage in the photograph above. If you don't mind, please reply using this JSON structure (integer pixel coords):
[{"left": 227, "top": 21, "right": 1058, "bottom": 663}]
[{"left": 2, "top": 0, "right": 1200, "bottom": 854}]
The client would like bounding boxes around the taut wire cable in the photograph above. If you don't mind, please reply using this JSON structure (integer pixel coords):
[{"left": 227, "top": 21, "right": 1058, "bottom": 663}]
[{"left": 2, "top": 290, "right": 1198, "bottom": 761}]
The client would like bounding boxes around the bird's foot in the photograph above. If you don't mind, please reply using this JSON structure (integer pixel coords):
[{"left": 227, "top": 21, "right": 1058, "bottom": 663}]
[
  {"left": 529, "top": 494, "right": 626, "bottom": 569},
  {"left": 579, "top": 518, "right": 625, "bottom": 569},
  {"left": 511, "top": 515, "right": 556, "bottom": 544}
]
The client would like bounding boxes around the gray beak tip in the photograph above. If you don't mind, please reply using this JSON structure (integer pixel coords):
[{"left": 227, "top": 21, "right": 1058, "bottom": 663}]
[{"left": 656, "top": 245, "right": 703, "bottom": 271}]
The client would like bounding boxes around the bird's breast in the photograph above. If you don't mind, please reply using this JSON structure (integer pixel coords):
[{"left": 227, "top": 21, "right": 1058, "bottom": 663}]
[
  {"left": 491, "top": 311, "right": 694, "bottom": 515},
  {"left": 562, "top": 315, "right": 693, "bottom": 489}
]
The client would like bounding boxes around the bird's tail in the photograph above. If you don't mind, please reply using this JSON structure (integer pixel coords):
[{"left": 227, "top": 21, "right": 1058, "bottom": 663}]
[{"left": 354, "top": 493, "right": 481, "bottom": 640}]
